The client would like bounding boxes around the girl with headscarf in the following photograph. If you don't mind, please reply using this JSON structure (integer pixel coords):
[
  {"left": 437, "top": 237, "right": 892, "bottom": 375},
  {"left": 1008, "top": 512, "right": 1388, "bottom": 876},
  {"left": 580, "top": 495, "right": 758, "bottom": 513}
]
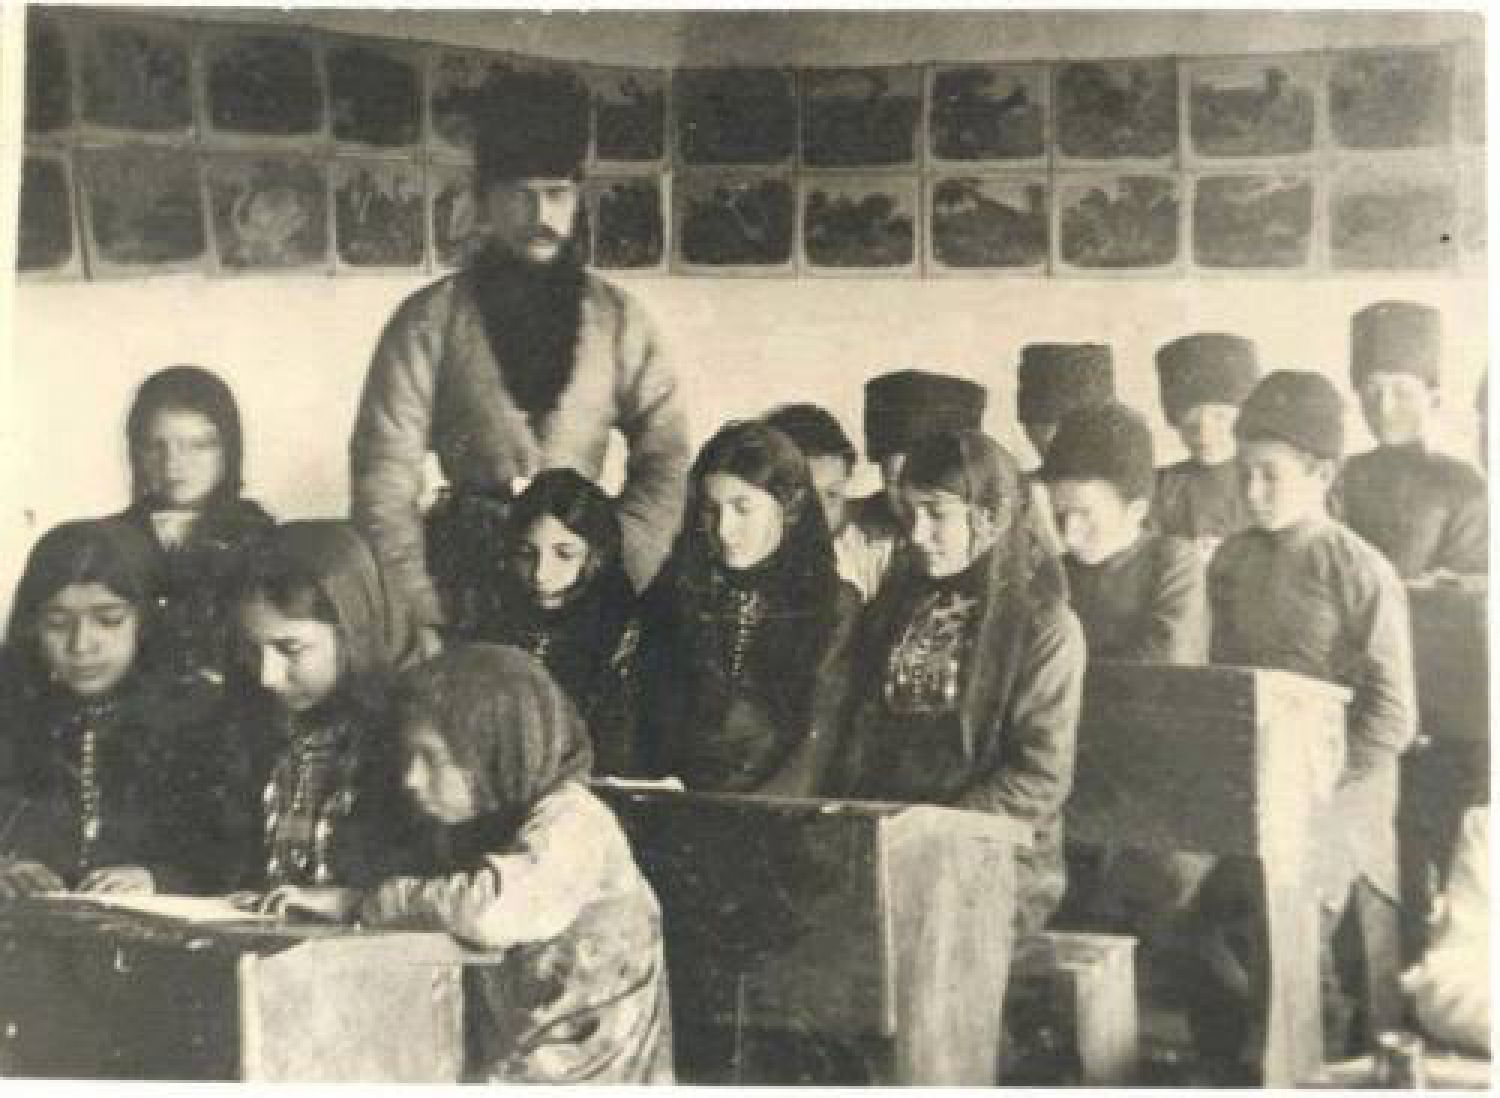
[
  {"left": 466, "top": 469, "right": 642, "bottom": 775},
  {"left": 826, "top": 429, "right": 1086, "bottom": 935},
  {"left": 0, "top": 518, "right": 228, "bottom": 898},
  {"left": 638, "top": 421, "right": 858, "bottom": 795},
  {"left": 261, "top": 644, "right": 673, "bottom": 1084},
  {"left": 225, "top": 521, "right": 422, "bottom": 892},
  {"left": 117, "top": 365, "right": 274, "bottom": 684}
]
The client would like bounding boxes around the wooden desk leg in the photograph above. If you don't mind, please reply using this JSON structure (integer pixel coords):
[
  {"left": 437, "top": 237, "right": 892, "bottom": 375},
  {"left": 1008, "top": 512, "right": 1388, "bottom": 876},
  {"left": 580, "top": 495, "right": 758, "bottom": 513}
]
[{"left": 1255, "top": 851, "right": 1324, "bottom": 1087}]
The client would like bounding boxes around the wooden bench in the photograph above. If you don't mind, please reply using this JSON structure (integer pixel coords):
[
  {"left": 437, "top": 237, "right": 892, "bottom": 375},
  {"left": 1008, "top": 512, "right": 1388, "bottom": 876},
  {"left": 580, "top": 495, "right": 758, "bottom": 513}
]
[{"left": 1003, "top": 931, "right": 1139, "bottom": 1086}]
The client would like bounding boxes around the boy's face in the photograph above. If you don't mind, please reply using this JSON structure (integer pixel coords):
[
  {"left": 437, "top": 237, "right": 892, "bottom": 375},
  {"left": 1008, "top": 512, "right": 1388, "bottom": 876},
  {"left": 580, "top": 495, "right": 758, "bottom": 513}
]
[
  {"left": 1049, "top": 478, "right": 1148, "bottom": 566},
  {"left": 806, "top": 455, "right": 853, "bottom": 534},
  {"left": 1358, "top": 371, "right": 1437, "bottom": 447},
  {"left": 37, "top": 583, "right": 140, "bottom": 697},
  {"left": 483, "top": 177, "right": 580, "bottom": 265},
  {"left": 1238, "top": 439, "right": 1333, "bottom": 532},
  {"left": 1176, "top": 402, "right": 1240, "bottom": 466},
  {"left": 402, "top": 724, "right": 481, "bottom": 825},
  {"left": 141, "top": 409, "right": 224, "bottom": 509}
]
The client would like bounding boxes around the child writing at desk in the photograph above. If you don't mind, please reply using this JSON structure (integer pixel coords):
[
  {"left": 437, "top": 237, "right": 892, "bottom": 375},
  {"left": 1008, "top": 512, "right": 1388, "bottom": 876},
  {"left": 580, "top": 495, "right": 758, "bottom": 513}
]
[
  {"left": 260, "top": 644, "right": 674, "bottom": 1084},
  {"left": 227, "top": 521, "right": 422, "bottom": 892},
  {"left": 0, "top": 519, "right": 226, "bottom": 899}
]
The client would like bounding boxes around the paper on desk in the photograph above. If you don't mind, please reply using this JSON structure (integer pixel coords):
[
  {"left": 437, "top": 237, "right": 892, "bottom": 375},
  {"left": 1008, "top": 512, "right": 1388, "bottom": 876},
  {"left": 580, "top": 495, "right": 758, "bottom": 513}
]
[
  {"left": 41, "top": 892, "right": 278, "bottom": 923},
  {"left": 592, "top": 776, "right": 686, "bottom": 792}
]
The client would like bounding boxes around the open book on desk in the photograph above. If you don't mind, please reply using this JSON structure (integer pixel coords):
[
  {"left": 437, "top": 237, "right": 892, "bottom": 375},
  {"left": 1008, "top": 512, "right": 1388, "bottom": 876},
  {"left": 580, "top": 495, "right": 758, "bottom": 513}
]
[{"left": 39, "top": 892, "right": 279, "bottom": 924}]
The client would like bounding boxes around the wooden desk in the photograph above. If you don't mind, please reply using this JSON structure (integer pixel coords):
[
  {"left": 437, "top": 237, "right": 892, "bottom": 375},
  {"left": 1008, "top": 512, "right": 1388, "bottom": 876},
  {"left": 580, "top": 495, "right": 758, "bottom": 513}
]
[
  {"left": 1067, "top": 663, "right": 1348, "bottom": 1088},
  {"left": 1401, "top": 583, "right": 1490, "bottom": 951},
  {"left": 0, "top": 897, "right": 465, "bottom": 1081},
  {"left": 597, "top": 788, "right": 1029, "bottom": 1085}
]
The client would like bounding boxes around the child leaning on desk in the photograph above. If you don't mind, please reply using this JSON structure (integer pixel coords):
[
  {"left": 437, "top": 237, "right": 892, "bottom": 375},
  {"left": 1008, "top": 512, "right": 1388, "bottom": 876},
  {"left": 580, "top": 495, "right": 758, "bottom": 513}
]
[
  {"left": 261, "top": 643, "right": 674, "bottom": 1085},
  {"left": 0, "top": 518, "right": 229, "bottom": 899}
]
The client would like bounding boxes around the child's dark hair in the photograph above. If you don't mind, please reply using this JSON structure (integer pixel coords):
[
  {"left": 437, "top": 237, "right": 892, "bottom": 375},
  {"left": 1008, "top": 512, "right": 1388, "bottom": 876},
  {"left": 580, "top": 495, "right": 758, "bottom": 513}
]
[
  {"left": 507, "top": 470, "right": 621, "bottom": 571},
  {"left": 234, "top": 548, "right": 340, "bottom": 626},
  {"left": 762, "top": 404, "right": 857, "bottom": 470},
  {"left": 7, "top": 518, "right": 160, "bottom": 690},
  {"left": 126, "top": 365, "right": 245, "bottom": 505},
  {"left": 691, "top": 421, "right": 814, "bottom": 523}
]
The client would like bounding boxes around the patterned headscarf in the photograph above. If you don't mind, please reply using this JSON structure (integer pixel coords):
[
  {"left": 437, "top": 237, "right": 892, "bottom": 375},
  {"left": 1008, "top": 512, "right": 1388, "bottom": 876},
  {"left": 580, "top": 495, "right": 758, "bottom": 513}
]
[{"left": 395, "top": 644, "right": 592, "bottom": 830}]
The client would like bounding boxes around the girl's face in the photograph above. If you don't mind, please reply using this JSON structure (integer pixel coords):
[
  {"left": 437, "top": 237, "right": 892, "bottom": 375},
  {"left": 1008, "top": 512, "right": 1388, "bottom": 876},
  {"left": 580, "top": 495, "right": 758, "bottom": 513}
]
[
  {"left": 510, "top": 514, "right": 592, "bottom": 609},
  {"left": 402, "top": 723, "right": 481, "bottom": 825},
  {"left": 238, "top": 595, "right": 342, "bottom": 713},
  {"left": 901, "top": 485, "right": 1000, "bottom": 578},
  {"left": 698, "top": 473, "right": 786, "bottom": 571},
  {"left": 140, "top": 408, "right": 225, "bottom": 509},
  {"left": 37, "top": 583, "right": 140, "bottom": 697}
]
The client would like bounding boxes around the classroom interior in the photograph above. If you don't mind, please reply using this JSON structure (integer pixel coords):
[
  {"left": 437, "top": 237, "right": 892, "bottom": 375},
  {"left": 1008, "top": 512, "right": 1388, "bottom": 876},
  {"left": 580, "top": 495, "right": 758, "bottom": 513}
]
[{"left": 0, "top": 5, "right": 1490, "bottom": 1088}]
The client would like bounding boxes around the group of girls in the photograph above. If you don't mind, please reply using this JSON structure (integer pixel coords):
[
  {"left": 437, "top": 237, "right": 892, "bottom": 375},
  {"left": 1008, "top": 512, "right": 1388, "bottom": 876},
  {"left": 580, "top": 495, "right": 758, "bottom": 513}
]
[{"left": 0, "top": 362, "right": 1083, "bottom": 1082}]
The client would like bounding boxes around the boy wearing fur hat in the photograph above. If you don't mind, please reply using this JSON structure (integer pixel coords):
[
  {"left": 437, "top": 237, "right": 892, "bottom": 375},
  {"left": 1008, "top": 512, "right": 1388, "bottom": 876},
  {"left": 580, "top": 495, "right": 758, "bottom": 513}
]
[
  {"left": 1333, "top": 301, "right": 1487, "bottom": 580},
  {"left": 1151, "top": 333, "right": 1261, "bottom": 560},
  {"left": 1040, "top": 402, "right": 1207, "bottom": 663},
  {"left": 1198, "top": 371, "right": 1416, "bottom": 1073},
  {"left": 1015, "top": 343, "right": 1116, "bottom": 459},
  {"left": 351, "top": 70, "right": 691, "bottom": 646},
  {"left": 838, "top": 370, "right": 988, "bottom": 601}
]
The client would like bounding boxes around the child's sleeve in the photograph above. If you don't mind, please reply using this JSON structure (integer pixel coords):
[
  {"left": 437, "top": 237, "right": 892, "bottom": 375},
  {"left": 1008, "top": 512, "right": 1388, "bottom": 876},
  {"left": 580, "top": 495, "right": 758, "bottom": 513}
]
[
  {"left": 1134, "top": 538, "right": 1210, "bottom": 664},
  {"left": 356, "top": 786, "right": 610, "bottom": 952},
  {"left": 1343, "top": 551, "right": 1418, "bottom": 776}
]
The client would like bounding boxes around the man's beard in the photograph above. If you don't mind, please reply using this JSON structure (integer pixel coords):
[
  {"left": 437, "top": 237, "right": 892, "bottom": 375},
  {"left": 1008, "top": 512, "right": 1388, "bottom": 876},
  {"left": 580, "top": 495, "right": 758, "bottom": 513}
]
[{"left": 468, "top": 237, "right": 586, "bottom": 419}]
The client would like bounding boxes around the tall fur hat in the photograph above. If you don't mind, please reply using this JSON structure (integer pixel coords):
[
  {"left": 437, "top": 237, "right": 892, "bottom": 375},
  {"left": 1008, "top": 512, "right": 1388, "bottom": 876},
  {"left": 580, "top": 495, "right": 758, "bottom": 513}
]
[
  {"left": 1017, "top": 344, "right": 1115, "bottom": 425},
  {"left": 864, "top": 370, "right": 987, "bottom": 462},
  {"left": 473, "top": 67, "right": 591, "bottom": 187},
  {"left": 1155, "top": 333, "right": 1261, "bottom": 424}
]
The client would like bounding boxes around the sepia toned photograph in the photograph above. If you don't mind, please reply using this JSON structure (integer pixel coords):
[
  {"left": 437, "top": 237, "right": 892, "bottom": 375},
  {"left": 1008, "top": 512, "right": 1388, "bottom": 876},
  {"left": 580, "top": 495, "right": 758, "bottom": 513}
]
[
  {"left": 206, "top": 153, "right": 328, "bottom": 272},
  {"left": 801, "top": 173, "right": 918, "bottom": 272},
  {"left": 75, "top": 17, "right": 193, "bottom": 137},
  {"left": 1058, "top": 173, "right": 1180, "bottom": 269},
  {"left": 326, "top": 39, "right": 423, "bottom": 150},
  {"left": 929, "top": 174, "right": 1049, "bottom": 271},
  {"left": 0, "top": 6, "right": 1489, "bottom": 1092},
  {"left": 929, "top": 63, "right": 1049, "bottom": 163},
  {"left": 1186, "top": 57, "right": 1317, "bottom": 159},
  {"left": 77, "top": 145, "right": 206, "bottom": 273},
  {"left": 1192, "top": 173, "right": 1314, "bottom": 269}
]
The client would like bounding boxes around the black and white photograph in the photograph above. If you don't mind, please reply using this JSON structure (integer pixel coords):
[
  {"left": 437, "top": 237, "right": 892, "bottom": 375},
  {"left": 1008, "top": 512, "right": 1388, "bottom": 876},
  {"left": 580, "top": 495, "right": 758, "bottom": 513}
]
[{"left": 0, "top": 6, "right": 1489, "bottom": 1092}]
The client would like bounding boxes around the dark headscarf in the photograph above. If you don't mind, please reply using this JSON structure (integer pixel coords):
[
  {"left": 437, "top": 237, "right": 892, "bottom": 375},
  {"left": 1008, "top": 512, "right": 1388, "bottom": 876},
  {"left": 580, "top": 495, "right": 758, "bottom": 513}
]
[
  {"left": 395, "top": 644, "right": 592, "bottom": 835},
  {"left": 240, "top": 521, "right": 419, "bottom": 706},
  {"left": 6, "top": 517, "right": 163, "bottom": 695},
  {"left": 125, "top": 365, "right": 246, "bottom": 506}
]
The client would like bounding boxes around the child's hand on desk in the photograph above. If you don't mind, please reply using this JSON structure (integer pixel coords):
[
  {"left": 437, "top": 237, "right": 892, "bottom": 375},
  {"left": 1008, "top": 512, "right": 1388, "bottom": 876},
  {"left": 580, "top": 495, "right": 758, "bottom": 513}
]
[
  {"left": 0, "top": 859, "right": 64, "bottom": 900},
  {"left": 78, "top": 865, "right": 154, "bottom": 895},
  {"left": 258, "top": 885, "right": 359, "bottom": 922}
]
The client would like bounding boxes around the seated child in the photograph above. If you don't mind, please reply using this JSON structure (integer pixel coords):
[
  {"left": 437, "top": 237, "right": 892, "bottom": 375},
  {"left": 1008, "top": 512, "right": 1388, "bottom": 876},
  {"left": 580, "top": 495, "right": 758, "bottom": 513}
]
[
  {"left": 227, "top": 521, "right": 422, "bottom": 891},
  {"left": 0, "top": 519, "right": 226, "bottom": 899},
  {"left": 1040, "top": 401, "right": 1208, "bottom": 663},
  {"left": 840, "top": 372, "right": 988, "bottom": 602},
  {"left": 470, "top": 469, "right": 642, "bottom": 776},
  {"left": 826, "top": 429, "right": 1085, "bottom": 936},
  {"left": 1196, "top": 371, "right": 1417, "bottom": 1073},
  {"left": 118, "top": 366, "right": 273, "bottom": 682},
  {"left": 639, "top": 422, "right": 857, "bottom": 796},
  {"left": 1334, "top": 301, "right": 1487, "bottom": 580},
  {"left": 1151, "top": 333, "right": 1261, "bottom": 559},
  {"left": 262, "top": 644, "right": 674, "bottom": 1084}
]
